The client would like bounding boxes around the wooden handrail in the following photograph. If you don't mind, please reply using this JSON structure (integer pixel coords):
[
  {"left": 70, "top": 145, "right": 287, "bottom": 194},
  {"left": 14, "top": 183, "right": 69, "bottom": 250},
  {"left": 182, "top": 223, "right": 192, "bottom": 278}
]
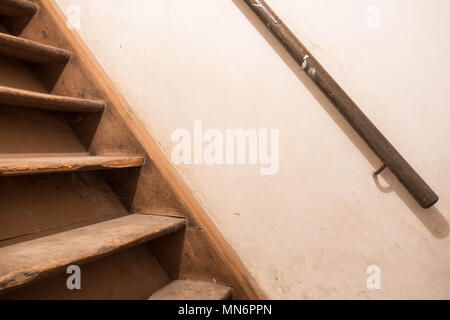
[{"left": 243, "top": 0, "right": 439, "bottom": 208}]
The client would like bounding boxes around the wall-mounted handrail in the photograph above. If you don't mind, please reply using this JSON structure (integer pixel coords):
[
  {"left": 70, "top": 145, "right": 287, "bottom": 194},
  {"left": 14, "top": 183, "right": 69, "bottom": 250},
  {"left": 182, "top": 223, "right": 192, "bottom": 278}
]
[{"left": 243, "top": 0, "right": 438, "bottom": 208}]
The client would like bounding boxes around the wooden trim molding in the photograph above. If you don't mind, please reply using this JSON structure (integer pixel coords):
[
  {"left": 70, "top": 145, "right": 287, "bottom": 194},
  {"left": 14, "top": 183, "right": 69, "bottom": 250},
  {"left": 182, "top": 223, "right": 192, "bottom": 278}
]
[{"left": 42, "top": 0, "right": 267, "bottom": 300}]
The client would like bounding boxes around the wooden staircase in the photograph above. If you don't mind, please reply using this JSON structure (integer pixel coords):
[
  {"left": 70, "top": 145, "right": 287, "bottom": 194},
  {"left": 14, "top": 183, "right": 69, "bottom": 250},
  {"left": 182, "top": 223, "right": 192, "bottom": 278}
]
[{"left": 0, "top": 0, "right": 254, "bottom": 300}]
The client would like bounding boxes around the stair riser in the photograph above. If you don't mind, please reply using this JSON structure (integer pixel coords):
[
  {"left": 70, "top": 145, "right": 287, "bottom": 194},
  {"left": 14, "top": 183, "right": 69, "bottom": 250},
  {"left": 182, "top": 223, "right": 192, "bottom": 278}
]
[
  {"left": 0, "top": 107, "right": 88, "bottom": 155},
  {"left": 0, "top": 172, "right": 128, "bottom": 248}
]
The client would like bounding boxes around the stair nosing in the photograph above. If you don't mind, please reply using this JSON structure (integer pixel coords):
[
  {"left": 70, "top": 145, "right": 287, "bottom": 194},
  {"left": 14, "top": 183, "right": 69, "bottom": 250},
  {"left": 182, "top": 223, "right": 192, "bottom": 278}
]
[
  {"left": 0, "top": 0, "right": 38, "bottom": 18},
  {"left": 0, "top": 32, "right": 71, "bottom": 64},
  {"left": 0, "top": 85, "right": 105, "bottom": 112},
  {"left": 0, "top": 156, "right": 145, "bottom": 176}
]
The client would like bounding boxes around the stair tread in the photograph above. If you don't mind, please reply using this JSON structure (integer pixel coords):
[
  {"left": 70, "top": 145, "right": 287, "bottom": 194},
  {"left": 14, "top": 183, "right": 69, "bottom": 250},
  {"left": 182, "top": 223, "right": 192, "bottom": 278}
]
[
  {"left": 0, "top": 86, "right": 105, "bottom": 112},
  {"left": 0, "top": 214, "right": 186, "bottom": 291},
  {"left": 0, "top": 32, "right": 70, "bottom": 64},
  {"left": 149, "top": 280, "right": 233, "bottom": 300},
  {"left": 0, "top": 0, "right": 37, "bottom": 18},
  {"left": 0, "top": 156, "right": 145, "bottom": 176}
]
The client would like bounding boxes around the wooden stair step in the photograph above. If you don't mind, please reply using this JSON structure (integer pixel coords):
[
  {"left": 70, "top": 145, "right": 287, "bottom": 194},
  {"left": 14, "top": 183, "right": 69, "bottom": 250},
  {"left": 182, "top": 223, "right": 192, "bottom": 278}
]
[
  {"left": 149, "top": 280, "right": 233, "bottom": 300},
  {"left": 0, "top": 0, "right": 37, "bottom": 19},
  {"left": 0, "top": 214, "right": 186, "bottom": 292},
  {"left": 0, "top": 86, "right": 105, "bottom": 112},
  {"left": 0, "top": 32, "right": 70, "bottom": 64},
  {"left": 0, "top": 156, "right": 145, "bottom": 176}
]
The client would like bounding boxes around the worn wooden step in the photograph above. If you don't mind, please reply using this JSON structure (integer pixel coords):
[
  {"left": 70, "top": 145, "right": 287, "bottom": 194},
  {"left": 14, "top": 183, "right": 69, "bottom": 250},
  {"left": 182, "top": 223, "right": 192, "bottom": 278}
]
[
  {"left": 0, "top": 0, "right": 37, "bottom": 19},
  {"left": 149, "top": 280, "right": 233, "bottom": 300},
  {"left": 2, "top": 244, "right": 172, "bottom": 300},
  {"left": 0, "top": 86, "right": 105, "bottom": 112},
  {"left": 0, "top": 214, "right": 186, "bottom": 292},
  {"left": 0, "top": 156, "right": 145, "bottom": 176},
  {"left": 0, "top": 32, "right": 70, "bottom": 64}
]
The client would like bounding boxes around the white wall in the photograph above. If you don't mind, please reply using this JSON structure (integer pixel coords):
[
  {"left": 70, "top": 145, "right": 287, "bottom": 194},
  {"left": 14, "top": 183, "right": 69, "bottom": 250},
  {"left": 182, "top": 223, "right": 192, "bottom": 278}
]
[{"left": 55, "top": 0, "right": 450, "bottom": 299}]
